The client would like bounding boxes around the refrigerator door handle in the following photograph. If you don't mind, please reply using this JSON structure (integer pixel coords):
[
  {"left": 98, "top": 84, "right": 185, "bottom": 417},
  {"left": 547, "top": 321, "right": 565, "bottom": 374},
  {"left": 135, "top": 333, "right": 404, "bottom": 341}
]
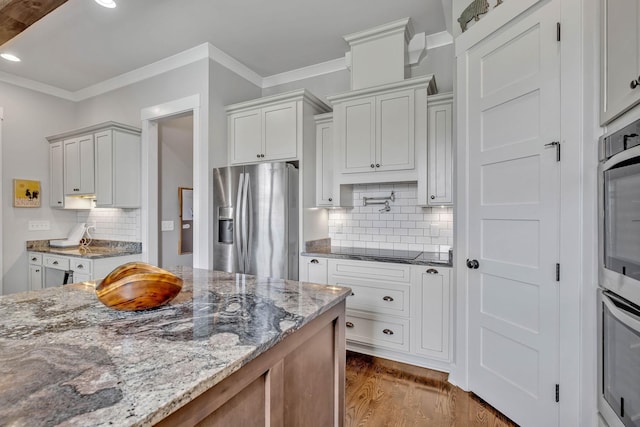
[
  {"left": 242, "top": 173, "right": 251, "bottom": 267},
  {"left": 235, "top": 173, "right": 245, "bottom": 267},
  {"left": 245, "top": 174, "right": 253, "bottom": 267}
]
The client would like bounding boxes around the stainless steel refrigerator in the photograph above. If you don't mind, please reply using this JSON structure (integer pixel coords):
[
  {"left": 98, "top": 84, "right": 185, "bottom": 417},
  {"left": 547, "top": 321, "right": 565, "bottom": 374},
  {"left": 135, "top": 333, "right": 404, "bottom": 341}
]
[{"left": 213, "top": 162, "right": 298, "bottom": 280}]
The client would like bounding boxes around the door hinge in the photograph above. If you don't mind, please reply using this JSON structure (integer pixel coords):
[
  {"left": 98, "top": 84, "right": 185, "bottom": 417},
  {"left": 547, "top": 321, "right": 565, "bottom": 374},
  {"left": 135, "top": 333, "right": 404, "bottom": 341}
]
[
  {"left": 544, "top": 141, "right": 561, "bottom": 161},
  {"left": 556, "top": 263, "right": 560, "bottom": 282},
  {"left": 556, "top": 384, "right": 560, "bottom": 402},
  {"left": 557, "top": 22, "right": 561, "bottom": 41}
]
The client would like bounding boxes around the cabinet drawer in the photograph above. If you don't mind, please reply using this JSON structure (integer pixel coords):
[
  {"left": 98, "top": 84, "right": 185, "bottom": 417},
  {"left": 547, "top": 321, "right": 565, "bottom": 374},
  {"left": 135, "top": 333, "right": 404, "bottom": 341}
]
[
  {"left": 338, "top": 279, "right": 409, "bottom": 316},
  {"left": 345, "top": 312, "right": 409, "bottom": 352},
  {"left": 71, "top": 259, "right": 92, "bottom": 274},
  {"left": 43, "top": 255, "right": 70, "bottom": 271},
  {"left": 28, "top": 253, "right": 43, "bottom": 265},
  {"left": 328, "top": 259, "right": 411, "bottom": 283}
]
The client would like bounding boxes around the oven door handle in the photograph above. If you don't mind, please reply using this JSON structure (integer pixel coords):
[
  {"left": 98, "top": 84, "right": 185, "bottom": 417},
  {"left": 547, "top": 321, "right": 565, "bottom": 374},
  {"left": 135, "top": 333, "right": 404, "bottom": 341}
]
[{"left": 603, "top": 294, "right": 640, "bottom": 332}]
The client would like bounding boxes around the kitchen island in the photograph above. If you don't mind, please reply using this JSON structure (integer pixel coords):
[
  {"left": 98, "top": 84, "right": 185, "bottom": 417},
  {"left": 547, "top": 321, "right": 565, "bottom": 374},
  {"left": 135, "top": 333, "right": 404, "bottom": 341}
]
[{"left": 0, "top": 267, "right": 350, "bottom": 426}]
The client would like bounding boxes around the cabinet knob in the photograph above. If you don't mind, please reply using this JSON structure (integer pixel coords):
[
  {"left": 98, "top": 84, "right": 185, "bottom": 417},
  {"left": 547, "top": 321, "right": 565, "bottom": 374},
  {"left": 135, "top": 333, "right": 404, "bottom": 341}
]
[
  {"left": 31, "top": 257, "right": 37, "bottom": 261},
  {"left": 57, "top": 201, "right": 62, "bottom": 204},
  {"left": 256, "top": 154, "right": 261, "bottom": 158},
  {"left": 632, "top": 80, "right": 639, "bottom": 89},
  {"left": 370, "top": 164, "right": 375, "bottom": 168},
  {"left": 346, "top": 321, "right": 354, "bottom": 328},
  {"left": 52, "top": 261, "right": 58, "bottom": 265},
  {"left": 328, "top": 197, "right": 333, "bottom": 202},
  {"left": 350, "top": 292, "right": 355, "bottom": 296},
  {"left": 376, "top": 163, "right": 380, "bottom": 168},
  {"left": 466, "top": 259, "right": 480, "bottom": 269},
  {"left": 77, "top": 264, "right": 84, "bottom": 269},
  {"left": 382, "top": 295, "right": 394, "bottom": 302},
  {"left": 35, "top": 269, "right": 40, "bottom": 273},
  {"left": 431, "top": 195, "right": 435, "bottom": 200},
  {"left": 310, "top": 259, "right": 319, "bottom": 264},
  {"left": 382, "top": 329, "right": 394, "bottom": 335},
  {"left": 426, "top": 268, "right": 439, "bottom": 274},
  {"left": 260, "top": 154, "right": 265, "bottom": 158}
]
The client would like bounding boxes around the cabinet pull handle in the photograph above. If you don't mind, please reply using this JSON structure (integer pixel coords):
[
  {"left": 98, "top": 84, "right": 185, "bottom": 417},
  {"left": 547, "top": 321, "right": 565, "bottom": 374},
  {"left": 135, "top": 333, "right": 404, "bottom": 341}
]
[
  {"left": 426, "top": 268, "right": 439, "bottom": 274},
  {"left": 260, "top": 154, "right": 265, "bottom": 158},
  {"left": 256, "top": 154, "right": 261, "bottom": 158},
  {"left": 77, "top": 264, "right": 84, "bottom": 269},
  {"left": 346, "top": 322, "right": 354, "bottom": 328},
  {"left": 35, "top": 269, "right": 40, "bottom": 273},
  {"left": 57, "top": 201, "right": 62, "bottom": 204},
  {"left": 382, "top": 295, "right": 394, "bottom": 302},
  {"left": 31, "top": 257, "right": 37, "bottom": 261},
  {"left": 52, "top": 261, "right": 58, "bottom": 265},
  {"left": 370, "top": 164, "right": 375, "bottom": 168},
  {"left": 310, "top": 259, "right": 319, "bottom": 264},
  {"left": 382, "top": 328, "right": 394, "bottom": 335},
  {"left": 376, "top": 163, "right": 380, "bottom": 168}
]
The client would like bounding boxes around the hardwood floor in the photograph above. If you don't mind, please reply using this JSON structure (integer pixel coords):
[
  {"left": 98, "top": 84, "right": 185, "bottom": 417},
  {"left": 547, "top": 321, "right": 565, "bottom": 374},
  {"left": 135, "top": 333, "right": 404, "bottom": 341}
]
[{"left": 345, "top": 351, "right": 517, "bottom": 427}]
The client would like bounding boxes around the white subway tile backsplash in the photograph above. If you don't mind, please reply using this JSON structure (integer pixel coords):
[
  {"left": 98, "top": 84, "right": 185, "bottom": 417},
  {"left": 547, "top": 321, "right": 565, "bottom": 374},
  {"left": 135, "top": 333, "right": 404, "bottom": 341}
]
[
  {"left": 327, "top": 183, "right": 453, "bottom": 252},
  {"left": 77, "top": 208, "right": 141, "bottom": 241}
]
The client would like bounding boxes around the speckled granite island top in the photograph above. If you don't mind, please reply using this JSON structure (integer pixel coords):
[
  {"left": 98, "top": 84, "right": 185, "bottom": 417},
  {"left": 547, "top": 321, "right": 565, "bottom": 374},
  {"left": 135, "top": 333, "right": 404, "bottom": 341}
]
[{"left": 0, "top": 267, "right": 350, "bottom": 427}]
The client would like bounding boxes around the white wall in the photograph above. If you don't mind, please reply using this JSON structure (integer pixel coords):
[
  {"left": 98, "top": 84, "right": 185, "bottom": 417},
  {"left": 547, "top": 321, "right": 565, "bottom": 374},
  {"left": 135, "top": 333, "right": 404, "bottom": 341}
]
[
  {"left": 0, "top": 82, "right": 78, "bottom": 294},
  {"left": 158, "top": 113, "right": 193, "bottom": 268}
]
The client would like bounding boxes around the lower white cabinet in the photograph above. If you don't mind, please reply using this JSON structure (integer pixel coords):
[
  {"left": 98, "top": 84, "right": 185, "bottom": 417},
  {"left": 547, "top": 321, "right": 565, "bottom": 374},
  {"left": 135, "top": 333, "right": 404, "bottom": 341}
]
[
  {"left": 305, "top": 256, "right": 454, "bottom": 370},
  {"left": 28, "top": 265, "right": 43, "bottom": 291}
]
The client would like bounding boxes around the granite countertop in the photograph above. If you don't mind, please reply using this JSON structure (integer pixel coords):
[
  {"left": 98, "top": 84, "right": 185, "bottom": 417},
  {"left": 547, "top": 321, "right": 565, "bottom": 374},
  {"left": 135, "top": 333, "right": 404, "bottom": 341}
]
[
  {"left": 301, "top": 246, "right": 453, "bottom": 267},
  {"left": 26, "top": 239, "right": 142, "bottom": 259},
  {"left": 0, "top": 267, "right": 350, "bottom": 426}
]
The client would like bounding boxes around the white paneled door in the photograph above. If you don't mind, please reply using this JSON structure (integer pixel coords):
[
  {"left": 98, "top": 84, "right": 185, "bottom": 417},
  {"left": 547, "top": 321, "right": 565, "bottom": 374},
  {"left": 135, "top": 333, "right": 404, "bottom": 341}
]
[{"left": 463, "top": 3, "right": 560, "bottom": 426}]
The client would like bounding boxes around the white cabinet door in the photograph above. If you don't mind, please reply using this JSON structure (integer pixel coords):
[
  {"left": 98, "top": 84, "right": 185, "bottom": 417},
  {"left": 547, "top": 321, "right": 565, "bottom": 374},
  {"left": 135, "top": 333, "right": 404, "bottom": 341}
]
[
  {"left": 49, "top": 141, "right": 65, "bottom": 208},
  {"left": 229, "top": 109, "right": 262, "bottom": 164},
  {"left": 64, "top": 134, "right": 94, "bottom": 195},
  {"left": 413, "top": 266, "right": 450, "bottom": 360},
  {"left": 29, "top": 265, "right": 43, "bottom": 291},
  {"left": 342, "top": 97, "right": 376, "bottom": 173},
  {"left": 300, "top": 257, "right": 328, "bottom": 284},
  {"left": 95, "top": 130, "right": 141, "bottom": 208},
  {"left": 263, "top": 101, "right": 297, "bottom": 161},
  {"left": 376, "top": 89, "right": 414, "bottom": 172},
  {"left": 601, "top": 0, "right": 640, "bottom": 124},
  {"left": 315, "top": 117, "right": 334, "bottom": 206},
  {"left": 427, "top": 100, "right": 453, "bottom": 206}
]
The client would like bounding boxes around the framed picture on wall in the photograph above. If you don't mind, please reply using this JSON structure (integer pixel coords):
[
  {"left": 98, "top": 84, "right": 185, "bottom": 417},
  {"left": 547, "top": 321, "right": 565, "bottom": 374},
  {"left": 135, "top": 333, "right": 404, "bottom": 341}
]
[{"left": 13, "top": 179, "right": 41, "bottom": 208}]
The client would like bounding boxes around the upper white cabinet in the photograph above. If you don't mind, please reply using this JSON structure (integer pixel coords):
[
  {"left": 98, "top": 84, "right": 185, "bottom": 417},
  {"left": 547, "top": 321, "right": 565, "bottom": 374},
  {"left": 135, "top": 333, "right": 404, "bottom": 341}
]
[
  {"left": 227, "top": 90, "right": 330, "bottom": 165},
  {"left": 328, "top": 76, "right": 436, "bottom": 185},
  {"left": 64, "top": 134, "right": 95, "bottom": 196},
  {"left": 94, "top": 129, "right": 141, "bottom": 208},
  {"left": 427, "top": 94, "right": 453, "bottom": 206},
  {"left": 315, "top": 113, "right": 334, "bottom": 206},
  {"left": 601, "top": 0, "right": 640, "bottom": 124},
  {"left": 47, "top": 122, "right": 141, "bottom": 209}
]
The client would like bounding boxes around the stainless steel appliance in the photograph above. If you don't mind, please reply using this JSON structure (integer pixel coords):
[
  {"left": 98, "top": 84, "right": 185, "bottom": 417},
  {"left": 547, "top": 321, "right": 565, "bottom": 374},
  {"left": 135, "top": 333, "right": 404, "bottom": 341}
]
[
  {"left": 599, "top": 119, "right": 640, "bottom": 427},
  {"left": 212, "top": 162, "right": 298, "bottom": 280},
  {"left": 599, "top": 119, "right": 640, "bottom": 305}
]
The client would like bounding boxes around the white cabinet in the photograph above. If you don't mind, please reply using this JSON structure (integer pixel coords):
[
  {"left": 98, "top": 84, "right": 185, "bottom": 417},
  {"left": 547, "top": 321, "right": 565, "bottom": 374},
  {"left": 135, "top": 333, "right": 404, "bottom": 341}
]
[
  {"left": 28, "top": 253, "right": 43, "bottom": 291},
  {"left": 49, "top": 142, "right": 65, "bottom": 208},
  {"left": 427, "top": 94, "right": 453, "bottom": 206},
  {"left": 94, "top": 129, "right": 141, "bottom": 208},
  {"left": 226, "top": 90, "right": 329, "bottom": 164},
  {"left": 48, "top": 122, "right": 141, "bottom": 209},
  {"left": 299, "top": 256, "right": 328, "bottom": 284},
  {"left": 327, "top": 76, "right": 435, "bottom": 185},
  {"left": 64, "top": 134, "right": 95, "bottom": 196},
  {"left": 601, "top": 0, "right": 640, "bottom": 124},
  {"left": 412, "top": 266, "right": 451, "bottom": 360},
  {"left": 315, "top": 113, "right": 334, "bottom": 206}
]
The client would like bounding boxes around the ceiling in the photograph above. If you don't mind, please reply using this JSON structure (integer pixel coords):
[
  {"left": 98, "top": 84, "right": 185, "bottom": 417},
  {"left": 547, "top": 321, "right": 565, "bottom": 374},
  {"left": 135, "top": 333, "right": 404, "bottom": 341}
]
[{"left": 0, "top": 0, "right": 450, "bottom": 93}]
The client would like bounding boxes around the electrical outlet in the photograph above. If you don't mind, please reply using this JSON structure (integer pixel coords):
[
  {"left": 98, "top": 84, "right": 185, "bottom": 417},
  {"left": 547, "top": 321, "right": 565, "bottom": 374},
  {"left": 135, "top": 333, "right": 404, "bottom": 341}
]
[
  {"left": 161, "top": 221, "right": 174, "bottom": 231},
  {"left": 28, "top": 220, "right": 50, "bottom": 231}
]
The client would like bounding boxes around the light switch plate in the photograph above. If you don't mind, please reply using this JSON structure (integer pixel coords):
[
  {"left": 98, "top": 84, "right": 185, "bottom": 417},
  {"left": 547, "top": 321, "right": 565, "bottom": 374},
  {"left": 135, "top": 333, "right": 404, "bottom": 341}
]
[
  {"left": 161, "top": 220, "right": 174, "bottom": 231},
  {"left": 28, "top": 220, "right": 50, "bottom": 231}
]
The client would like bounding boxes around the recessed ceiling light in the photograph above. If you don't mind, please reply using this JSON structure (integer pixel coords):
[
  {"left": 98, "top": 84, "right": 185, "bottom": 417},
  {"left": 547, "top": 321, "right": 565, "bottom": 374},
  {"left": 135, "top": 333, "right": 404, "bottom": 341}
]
[
  {"left": 95, "top": 0, "right": 116, "bottom": 8},
  {"left": 0, "top": 53, "right": 21, "bottom": 62}
]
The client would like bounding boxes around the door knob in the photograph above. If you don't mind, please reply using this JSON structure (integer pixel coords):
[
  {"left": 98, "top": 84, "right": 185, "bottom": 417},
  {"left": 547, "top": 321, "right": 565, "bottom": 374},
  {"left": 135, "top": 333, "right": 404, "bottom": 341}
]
[{"left": 466, "top": 259, "right": 480, "bottom": 269}]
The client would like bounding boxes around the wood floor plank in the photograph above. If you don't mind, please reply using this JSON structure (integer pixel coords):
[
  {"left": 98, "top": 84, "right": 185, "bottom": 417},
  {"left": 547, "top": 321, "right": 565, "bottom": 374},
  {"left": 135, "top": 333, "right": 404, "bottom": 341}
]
[{"left": 345, "top": 351, "right": 518, "bottom": 427}]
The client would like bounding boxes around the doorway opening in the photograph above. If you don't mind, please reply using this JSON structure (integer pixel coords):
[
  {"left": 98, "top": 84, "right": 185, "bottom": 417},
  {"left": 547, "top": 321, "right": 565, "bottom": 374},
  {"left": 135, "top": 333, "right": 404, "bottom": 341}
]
[{"left": 157, "top": 112, "right": 194, "bottom": 268}]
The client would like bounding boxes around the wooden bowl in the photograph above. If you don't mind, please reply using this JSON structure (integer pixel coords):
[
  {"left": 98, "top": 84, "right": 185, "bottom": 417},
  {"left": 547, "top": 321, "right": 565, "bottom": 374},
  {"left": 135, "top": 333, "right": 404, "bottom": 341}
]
[{"left": 95, "top": 262, "right": 183, "bottom": 311}]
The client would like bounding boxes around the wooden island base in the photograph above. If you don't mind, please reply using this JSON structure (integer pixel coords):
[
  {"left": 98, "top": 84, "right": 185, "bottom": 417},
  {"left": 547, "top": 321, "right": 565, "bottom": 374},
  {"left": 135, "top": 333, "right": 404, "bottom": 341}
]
[{"left": 157, "top": 301, "right": 346, "bottom": 427}]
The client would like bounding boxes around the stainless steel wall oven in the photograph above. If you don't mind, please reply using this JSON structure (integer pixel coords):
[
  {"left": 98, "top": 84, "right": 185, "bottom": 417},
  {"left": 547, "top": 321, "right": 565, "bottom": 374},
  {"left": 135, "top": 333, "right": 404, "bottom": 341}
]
[{"left": 599, "top": 119, "right": 640, "bottom": 427}]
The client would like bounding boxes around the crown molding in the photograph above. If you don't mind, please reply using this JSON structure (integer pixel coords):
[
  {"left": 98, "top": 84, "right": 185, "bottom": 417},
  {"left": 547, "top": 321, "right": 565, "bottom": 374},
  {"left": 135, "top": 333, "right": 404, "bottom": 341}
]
[
  {"left": 262, "top": 57, "right": 347, "bottom": 88},
  {"left": 206, "top": 43, "right": 263, "bottom": 88},
  {"left": 0, "top": 70, "right": 75, "bottom": 100},
  {"left": 426, "top": 31, "right": 453, "bottom": 50}
]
